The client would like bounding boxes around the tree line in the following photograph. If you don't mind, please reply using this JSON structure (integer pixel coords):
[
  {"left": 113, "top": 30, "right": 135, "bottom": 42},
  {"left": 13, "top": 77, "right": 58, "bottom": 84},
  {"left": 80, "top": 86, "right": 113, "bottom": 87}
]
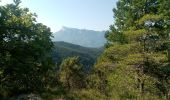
[{"left": 0, "top": 0, "right": 169, "bottom": 99}]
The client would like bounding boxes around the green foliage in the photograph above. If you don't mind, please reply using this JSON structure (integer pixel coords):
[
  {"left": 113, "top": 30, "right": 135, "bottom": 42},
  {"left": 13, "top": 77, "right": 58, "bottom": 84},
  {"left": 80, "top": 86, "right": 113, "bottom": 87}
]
[
  {"left": 59, "top": 56, "right": 85, "bottom": 90},
  {"left": 0, "top": 0, "right": 53, "bottom": 96},
  {"left": 1, "top": 0, "right": 170, "bottom": 100},
  {"left": 66, "top": 89, "right": 106, "bottom": 100},
  {"left": 95, "top": 0, "right": 170, "bottom": 99},
  {"left": 52, "top": 41, "right": 103, "bottom": 70}
]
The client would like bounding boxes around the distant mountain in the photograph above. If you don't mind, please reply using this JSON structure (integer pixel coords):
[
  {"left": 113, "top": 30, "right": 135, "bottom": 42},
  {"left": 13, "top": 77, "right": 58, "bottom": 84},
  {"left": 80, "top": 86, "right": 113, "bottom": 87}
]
[
  {"left": 53, "top": 27, "right": 107, "bottom": 48},
  {"left": 51, "top": 41, "right": 104, "bottom": 70}
]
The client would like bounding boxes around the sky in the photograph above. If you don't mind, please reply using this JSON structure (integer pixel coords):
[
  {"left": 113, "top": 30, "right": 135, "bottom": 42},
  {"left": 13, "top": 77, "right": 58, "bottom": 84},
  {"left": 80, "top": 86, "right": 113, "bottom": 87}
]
[{"left": 0, "top": 0, "right": 118, "bottom": 32}]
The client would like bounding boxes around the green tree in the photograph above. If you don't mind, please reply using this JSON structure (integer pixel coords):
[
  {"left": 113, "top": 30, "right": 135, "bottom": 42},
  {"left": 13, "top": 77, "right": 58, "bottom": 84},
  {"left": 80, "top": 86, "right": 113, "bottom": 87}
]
[
  {"left": 59, "top": 56, "right": 85, "bottom": 90},
  {"left": 0, "top": 0, "right": 53, "bottom": 96},
  {"left": 95, "top": 0, "right": 170, "bottom": 99}
]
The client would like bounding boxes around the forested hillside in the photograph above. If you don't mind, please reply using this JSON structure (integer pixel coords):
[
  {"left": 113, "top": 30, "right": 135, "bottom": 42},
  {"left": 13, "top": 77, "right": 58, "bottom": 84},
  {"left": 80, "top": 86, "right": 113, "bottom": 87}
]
[
  {"left": 52, "top": 41, "right": 103, "bottom": 70},
  {"left": 0, "top": 0, "right": 170, "bottom": 100},
  {"left": 93, "top": 0, "right": 170, "bottom": 99}
]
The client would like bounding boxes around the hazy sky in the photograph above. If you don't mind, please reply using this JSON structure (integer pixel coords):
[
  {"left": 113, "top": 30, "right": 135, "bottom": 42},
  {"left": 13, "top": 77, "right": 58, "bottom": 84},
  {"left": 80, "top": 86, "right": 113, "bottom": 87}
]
[{"left": 0, "top": 0, "right": 118, "bottom": 32}]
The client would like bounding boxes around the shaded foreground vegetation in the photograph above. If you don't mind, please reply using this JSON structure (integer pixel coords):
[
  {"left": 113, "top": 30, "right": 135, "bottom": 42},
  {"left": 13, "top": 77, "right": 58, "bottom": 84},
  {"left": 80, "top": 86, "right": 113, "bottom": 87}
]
[{"left": 0, "top": 0, "right": 170, "bottom": 100}]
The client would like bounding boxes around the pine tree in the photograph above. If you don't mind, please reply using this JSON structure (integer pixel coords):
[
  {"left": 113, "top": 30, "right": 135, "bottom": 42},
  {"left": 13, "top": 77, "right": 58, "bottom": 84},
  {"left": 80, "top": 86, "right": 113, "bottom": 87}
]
[{"left": 95, "top": 0, "right": 170, "bottom": 99}]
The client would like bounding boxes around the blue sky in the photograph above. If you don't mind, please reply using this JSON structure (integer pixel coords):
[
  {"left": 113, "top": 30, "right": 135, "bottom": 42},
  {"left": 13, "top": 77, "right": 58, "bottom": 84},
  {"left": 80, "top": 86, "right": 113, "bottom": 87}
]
[{"left": 1, "top": 0, "right": 118, "bottom": 32}]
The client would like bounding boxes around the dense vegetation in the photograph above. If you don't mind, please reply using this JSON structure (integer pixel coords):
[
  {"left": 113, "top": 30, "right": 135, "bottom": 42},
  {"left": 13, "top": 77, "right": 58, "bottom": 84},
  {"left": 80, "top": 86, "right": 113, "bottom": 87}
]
[
  {"left": 0, "top": 0, "right": 170, "bottom": 100},
  {"left": 0, "top": 0, "right": 53, "bottom": 98},
  {"left": 52, "top": 41, "right": 103, "bottom": 70},
  {"left": 94, "top": 0, "right": 170, "bottom": 99}
]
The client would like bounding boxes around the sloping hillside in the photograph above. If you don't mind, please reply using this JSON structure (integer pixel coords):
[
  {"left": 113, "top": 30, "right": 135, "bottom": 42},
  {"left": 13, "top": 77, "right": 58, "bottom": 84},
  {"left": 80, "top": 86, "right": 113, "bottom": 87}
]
[{"left": 51, "top": 41, "right": 103, "bottom": 70}]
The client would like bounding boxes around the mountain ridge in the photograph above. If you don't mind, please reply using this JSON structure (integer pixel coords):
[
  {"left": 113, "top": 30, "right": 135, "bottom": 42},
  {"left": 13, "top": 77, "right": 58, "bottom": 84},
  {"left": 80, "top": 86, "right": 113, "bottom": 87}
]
[{"left": 53, "top": 27, "right": 107, "bottom": 48}]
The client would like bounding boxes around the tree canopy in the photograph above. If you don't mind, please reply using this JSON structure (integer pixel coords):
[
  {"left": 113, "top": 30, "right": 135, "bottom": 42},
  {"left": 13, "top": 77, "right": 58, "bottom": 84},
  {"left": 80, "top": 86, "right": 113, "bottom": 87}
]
[
  {"left": 0, "top": 0, "right": 53, "bottom": 96},
  {"left": 0, "top": 0, "right": 170, "bottom": 99},
  {"left": 95, "top": 0, "right": 170, "bottom": 99}
]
